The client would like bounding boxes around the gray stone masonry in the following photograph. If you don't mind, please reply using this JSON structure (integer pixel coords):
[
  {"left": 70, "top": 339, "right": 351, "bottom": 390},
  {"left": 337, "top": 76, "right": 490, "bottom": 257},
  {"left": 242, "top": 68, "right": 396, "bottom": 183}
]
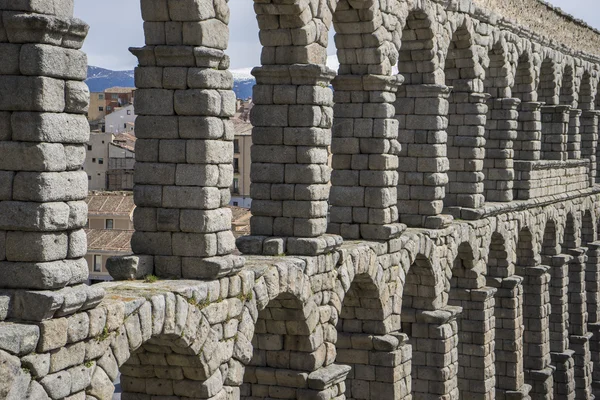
[
  {"left": 6, "top": 1, "right": 600, "bottom": 400},
  {"left": 117, "top": 0, "right": 244, "bottom": 280},
  {"left": 0, "top": 0, "right": 102, "bottom": 324}
]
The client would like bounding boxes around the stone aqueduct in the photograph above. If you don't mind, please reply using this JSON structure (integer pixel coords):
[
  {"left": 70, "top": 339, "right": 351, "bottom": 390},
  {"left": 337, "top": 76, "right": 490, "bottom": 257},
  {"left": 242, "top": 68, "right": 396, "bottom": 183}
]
[{"left": 5, "top": 0, "right": 600, "bottom": 399}]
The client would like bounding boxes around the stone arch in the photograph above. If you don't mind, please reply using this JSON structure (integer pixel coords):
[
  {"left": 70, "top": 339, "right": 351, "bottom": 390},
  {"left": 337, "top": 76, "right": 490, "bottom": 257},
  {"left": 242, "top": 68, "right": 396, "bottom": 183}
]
[
  {"left": 393, "top": 7, "right": 449, "bottom": 227},
  {"left": 335, "top": 271, "right": 394, "bottom": 399},
  {"left": 486, "top": 231, "right": 526, "bottom": 396},
  {"left": 80, "top": 282, "right": 255, "bottom": 400},
  {"left": 328, "top": 0, "right": 403, "bottom": 239},
  {"left": 538, "top": 56, "right": 561, "bottom": 105},
  {"left": 448, "top": 241, "right": 496, "bottom": 397},
  {"left": 563, "top": 212, "right": 579, "bottom": 250},
  {"left": 397, "top": 8, "right": 438, "bottom": 85},
  {"left": 443, "top": 15, "right": 487, "bottom": 210},
  {"left": 515, "top": 226, "right": 553, "bottom": 394},
  {"left": 579, "top": 70, "right": 596, "bottom": 111},
  {"left": 512, "top": 49, "right": 542, "bottom": 167},
  {"left": 560, "top": 62, "right": 576, "bottom": 107},
  {"left": 242, "top": 264, "right": 326, "bottom": 400},
  {"left": 483, "top": 36, "right": 517, "bottom": 202},
  {"left": 541, "top": 218, "right": 560, "bottom": 264},
  {"left": 400, "top": 252, "right": 455, "bottom": 399},
  {"left": 582, "top": 209, "right": 595, "bottom": 245}
]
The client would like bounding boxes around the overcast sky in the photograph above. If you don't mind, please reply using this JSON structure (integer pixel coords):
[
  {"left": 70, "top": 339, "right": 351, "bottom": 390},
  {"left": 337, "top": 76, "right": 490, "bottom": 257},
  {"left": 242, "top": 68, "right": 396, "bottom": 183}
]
[{"left": 74, "top": 0, "right": 600, "bottom": 71}]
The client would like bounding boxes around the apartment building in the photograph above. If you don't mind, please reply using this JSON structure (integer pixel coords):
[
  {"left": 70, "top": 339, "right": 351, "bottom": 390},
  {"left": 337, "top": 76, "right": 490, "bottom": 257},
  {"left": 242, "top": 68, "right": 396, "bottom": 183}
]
[
  {"left": 231, "top": 100, "right": 253, "bottom": 208},
  {"left": 85, "top": 192, "right": 135, "bottom": 283}
]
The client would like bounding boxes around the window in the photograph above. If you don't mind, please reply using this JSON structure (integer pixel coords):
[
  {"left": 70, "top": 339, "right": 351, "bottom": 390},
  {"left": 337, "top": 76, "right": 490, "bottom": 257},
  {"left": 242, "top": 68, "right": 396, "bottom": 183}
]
[
  {"left": 99, "top": 94, "right": 104, "bottom": 100},
  {"left": 112, "top": 94, "right": 119, "bottom": 100},
  {"left": 234, "top": 139, "right": 240, "bottom": 154},
  {"left": 105, "top": 219, "right": 114, "bottom": 229},
  {"left": 233, "top": 178, "right": 239, "bottom": 194},
  {"left": 93, "top": 255, "right": 102, "bottom": 272},
  {"left": 87, "top": 145, "right": 92, "bottom": 151},
  {"left": 99, "top": 106, "right": 104, "bottom": 111},
  {"left": 233, "top": 201, "right": 239, "bottom": 206},
  {"left": 127, "top": 110, "right": 131, "bottom": 115},
  {"left": 98, "top": 158, "right": 104, "bottom": 165},
  {"left": 106, "top": 106, "right": 111, "bottom": 111},
  {"left": 233, "top": 158, "right": 239, "bottom": 173},
  {"left": 88, "top": 175, "right": 91, "bottom": 181},
  {"left": 92, "top": 158, "right": 96, "bottom": 162},
  {"left": 124, "top": 123, "right": 127, "bottom": 128}
]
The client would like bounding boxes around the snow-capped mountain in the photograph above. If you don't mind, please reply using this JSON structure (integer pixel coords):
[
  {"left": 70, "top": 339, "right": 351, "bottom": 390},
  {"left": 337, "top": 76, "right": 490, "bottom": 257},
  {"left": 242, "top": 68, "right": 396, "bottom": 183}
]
[
  {"left": 85, "top": 65, "right": 256, "bottom": 99},
  {"left": 86, "top": 66, "right": 136, "bottom": 92}
]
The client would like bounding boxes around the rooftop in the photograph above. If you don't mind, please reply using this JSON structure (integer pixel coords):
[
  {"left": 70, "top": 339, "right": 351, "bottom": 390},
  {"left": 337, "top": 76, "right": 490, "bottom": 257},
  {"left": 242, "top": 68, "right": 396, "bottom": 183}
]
[
  {"left": 86, "top": 191, "right": 135, "bottom": 217},
  {"left": 86, "top": 229, "right": 133, "bottom": 253}
]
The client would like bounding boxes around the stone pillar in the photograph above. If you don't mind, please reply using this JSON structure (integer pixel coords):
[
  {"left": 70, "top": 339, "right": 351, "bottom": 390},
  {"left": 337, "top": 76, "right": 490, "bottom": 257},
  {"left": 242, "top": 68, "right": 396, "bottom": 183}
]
[
  {"left": 408, "top": 307, "right": 461, "bottom": 398},
  {"left": 516, "top": 265, "right": 553, "bottom": 399},
  {"left": 445, "top": 91, "right": 488, "bottom": 211},
  {"left": 484, "top": 98, "right": 520, "bottom": 202},
  {"left": 514, "top": 102, "right": 543, "bottom": 162},
  {"left": 394, "top": 84, "right": 452, "bottom": 229},
  {"left": 454, "top": 287, "right": 497, "bottom": 399},
  {"left": 567, "top": 109, "right": 582, "bottom": 160},
  {"left": 540, "top": 105, "right": 570, "bottom": 161},
  {"left": 337, "top": 333, "right": 412, "bottom": 399},
  {"left": 568, "top": 247, "right": 594, "bottom": 398},
  {"left": 328, "top": 74, "right": 406, "bottom": 241},
  {"left": 0, "top": 1, "right": 104, "bottom": 322},
  {"left": 237, "top": 65, "right": 342, "bottom": 256},
  {"left": 588, "top": 246, "right": 600, "bottom": 400},
  {"left": 548, "top": 255, "right": 575, "bottom": 400},
  {"left": 128, "top": 0, "right": 243, "bottom": 280},
  {"left": 580, "top": 110, "right": 599, "bottom": 186},
  {"left": 487, "top": 276, "right": 531, "bottom": 399}
]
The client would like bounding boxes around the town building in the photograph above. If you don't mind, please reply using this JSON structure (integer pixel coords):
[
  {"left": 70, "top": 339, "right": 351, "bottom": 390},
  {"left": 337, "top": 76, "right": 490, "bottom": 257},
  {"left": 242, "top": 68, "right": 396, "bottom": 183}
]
[
  {"left": 107, "top": 133, "right": 136, "bottom": 191},
  {"left": 83, "top": 131, "right": 112, "bottom": 190},
  {"left": 84, "top": 192, "right": 135, "bottom": 283},
  {"left": 104, "top": 87, "right": 135, "bottom": 116},
  {"left": 87, "top": 92, "right": 106, "bottom": 122},
  {"left": 231, "top": 100, "right": 253, "bottom": 208},
  {"left": 105, "top": 104, "right": 136, "bottom": 134}
]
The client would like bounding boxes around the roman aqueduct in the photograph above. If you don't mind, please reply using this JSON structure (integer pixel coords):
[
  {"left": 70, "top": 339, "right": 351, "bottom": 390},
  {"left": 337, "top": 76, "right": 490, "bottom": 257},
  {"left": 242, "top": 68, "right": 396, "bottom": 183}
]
[{"left": 3, "top": 0, "right": 600, "bottom": 399}]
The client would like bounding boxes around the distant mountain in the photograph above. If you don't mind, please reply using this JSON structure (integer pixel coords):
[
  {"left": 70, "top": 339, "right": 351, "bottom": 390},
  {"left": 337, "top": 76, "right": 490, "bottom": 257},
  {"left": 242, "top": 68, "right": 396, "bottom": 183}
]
[
  {"left": 85, "top": 66, "right": 256, "bottom": 100},
  {"left": 86, "top": 66, "right": 135, "bottom": 92}
]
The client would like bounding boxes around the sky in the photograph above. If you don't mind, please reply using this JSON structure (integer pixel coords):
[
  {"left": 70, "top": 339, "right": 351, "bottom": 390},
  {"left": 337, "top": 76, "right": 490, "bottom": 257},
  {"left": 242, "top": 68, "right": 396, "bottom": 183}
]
[{"left": 74, "top": 0, "right": 600, "bottom": 72}]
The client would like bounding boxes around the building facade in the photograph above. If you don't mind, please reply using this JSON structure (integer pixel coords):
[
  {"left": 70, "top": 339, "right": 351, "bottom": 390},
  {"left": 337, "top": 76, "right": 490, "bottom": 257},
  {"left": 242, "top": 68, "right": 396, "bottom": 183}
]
[
  {"left": 85, "top": 192, "right": 135, "bottom": 283},
  {"left": 105, "top": 104, "right": 136, "bottom": 134},
  {"left": 87, "top": 92, "right": 106, "bottom": 122},
  {"left": 231, "top": 100, "right": 253, "bottom": 208}
]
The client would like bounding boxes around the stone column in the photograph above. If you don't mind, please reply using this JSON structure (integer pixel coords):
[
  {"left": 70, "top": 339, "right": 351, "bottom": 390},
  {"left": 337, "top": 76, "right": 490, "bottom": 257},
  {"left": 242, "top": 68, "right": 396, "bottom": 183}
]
[
  {"left": 567, "top": 109, "right": 582, "bottom": 160},
  {"left": 568, "top": 247, "right": 593, "bottom": 398},
  {"left": 514, "top": 102, "right": 543, "bottom": 162},
  {"left": 540, "top": 105, "right": 570, "bottom": 161},
  {"left": 328, "top": 74, "right": 405, "bottom": 241},
  {"left": 408, "top": 307, "right": 461, "bottom": 399},
  {"left": 484, "top": 98, "right": 520, "bottom": 202},
  {"left": 445, "top": 91, "right": 488, "bottom": 211},
  {"left": 394, "top": 84, "right": 452, "bottom": 229},
  {"left": 236, "top": 65, "right": 342, "bottom": 256},
  {"left": 337, "top": 333, "right": 412, "bottom": 399},
  {"left": 487, "top": 276, "right": 531, "bottom": 399},
  {"left": 588, "top": 245, "right": 600, "bottom": 400},
  {"left": 454, "top": 287, "right": 497, "bottom": 399},
  {"left": 580, "top": 110, "right": 599, "bottom": 186},
  {"left": 516, "top": 265, "right": 553, "bottom": 399},
  {"left": 0, "top": 1, "right": 104, "bottom": 322},
  {"left": 127, "top": 0, "right": 244, "bottom": 280},
  {"left": 548, "top": 255, "right": 575, "bottom": 399}
]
